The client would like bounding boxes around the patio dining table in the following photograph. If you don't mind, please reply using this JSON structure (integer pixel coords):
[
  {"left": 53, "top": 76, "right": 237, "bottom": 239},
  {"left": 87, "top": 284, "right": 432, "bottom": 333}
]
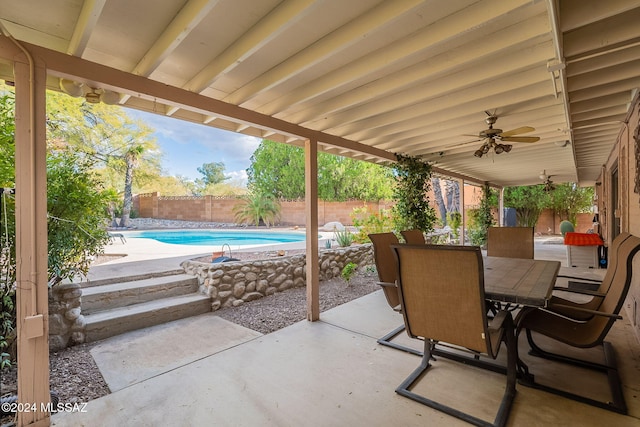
[{"left": 483, "top": 256, "right": 561, "bottom": 308}]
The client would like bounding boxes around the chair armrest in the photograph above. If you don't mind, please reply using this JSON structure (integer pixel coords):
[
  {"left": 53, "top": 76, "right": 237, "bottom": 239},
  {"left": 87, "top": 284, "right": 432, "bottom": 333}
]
[
  {"left": 547, "top": 303, "right": 623, "bottom": 320},
  {"left": 376, "top": 281, "right": 397, "bottom": 289},
  {"left": 556, "top": 274, "right": 602, "bottom": 283},
  {"left": 552, "top": 286, "right": 606, "bottom": 297},
  {"left": 488, "top": 310, "right": 509, "bottom": 332}
]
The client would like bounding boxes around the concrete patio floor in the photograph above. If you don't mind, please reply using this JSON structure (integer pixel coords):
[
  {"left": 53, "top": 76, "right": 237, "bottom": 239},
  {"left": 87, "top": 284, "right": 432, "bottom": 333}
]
[{"left": 50, "top": 238, "right": 640, "bottom": 426}]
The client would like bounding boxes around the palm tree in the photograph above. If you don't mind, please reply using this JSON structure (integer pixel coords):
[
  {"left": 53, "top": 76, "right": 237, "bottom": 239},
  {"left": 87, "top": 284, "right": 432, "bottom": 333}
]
[
  {"left": 119, "top": 145, "right": 144, "bottom": 227},
  {"left": 233, "top": 192, "right": 281, "bottom": 227}
]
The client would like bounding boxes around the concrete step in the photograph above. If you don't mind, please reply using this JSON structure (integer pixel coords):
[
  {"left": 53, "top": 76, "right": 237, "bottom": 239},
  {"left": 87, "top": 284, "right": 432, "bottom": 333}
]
[
  {"left": 84, "top": 293, "right": 211, "bottom": 342},
  {"left": 81, "top": 269, "right": 186, "bottom": 288},
  {"left": 81, "top": 274, "right": 199, "bottom": 314}
]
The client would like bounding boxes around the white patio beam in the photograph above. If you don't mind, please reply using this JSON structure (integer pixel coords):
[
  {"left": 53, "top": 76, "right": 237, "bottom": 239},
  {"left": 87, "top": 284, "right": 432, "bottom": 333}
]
[
  {"left": 0, "top": 35, "right": 395, "bottom": 163},
  {"left": 119, "top": 0, "right": 218, "bottom": 104},
  {"left": 273, "top": 12, "right": 551, "bottom": 121},
  {"left": 66, "top": 0, "right": 106, "bottom": 56},
  {"left": 133, "top": 0, "right": 217, "bottom": 77},
  {"left": 186, "top": 0, "right": 316, "bottom": 94},
  {"left": 224, "top": 0, "right": 423, "bottom": 106}
]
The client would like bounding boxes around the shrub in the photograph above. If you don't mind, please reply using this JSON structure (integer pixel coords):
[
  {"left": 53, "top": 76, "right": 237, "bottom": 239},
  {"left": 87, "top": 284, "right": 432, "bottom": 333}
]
[
  {"left": 350, "top": 205, "right": 395, "bottom": 243},
  {"left": 334, "top": 229, "right": 354, "bottom": 247},
  {"left": 341, "top": 262, "right": 357, "bottom": 284},
  {"left": 232, "top": 191, "right": 281, "bottom": 227}
]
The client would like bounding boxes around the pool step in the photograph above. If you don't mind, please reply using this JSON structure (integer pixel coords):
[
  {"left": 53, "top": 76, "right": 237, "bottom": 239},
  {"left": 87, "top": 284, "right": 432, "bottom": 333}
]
[{"left": 82, "top": 274, "right": 210, "bottom": 342}]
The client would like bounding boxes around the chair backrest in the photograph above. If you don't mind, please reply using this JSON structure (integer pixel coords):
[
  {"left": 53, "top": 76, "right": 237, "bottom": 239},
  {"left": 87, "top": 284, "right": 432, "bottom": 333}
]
[
  {"left": 593, "top": 232, "right": 632, "bottom": 295},
  {"left": 368, "top": 232, "right": 401, "bottom": 308},
  {"left": 400, "top": 229, "right": 425, "bottom": 244},
  {"left": 392, "top": 244, "right": 493, "bottom": 356},
  {"left": 571, "top": 233, "right": 640, "bottom": 346},
  {"left": 487, "top": 226, "right": 534, "bottom": 259}
]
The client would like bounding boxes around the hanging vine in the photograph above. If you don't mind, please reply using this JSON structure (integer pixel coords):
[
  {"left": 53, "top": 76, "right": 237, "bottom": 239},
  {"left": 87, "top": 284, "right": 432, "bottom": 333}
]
[{"left": 391, "top": 154, "right": 437, "bottom": 232}]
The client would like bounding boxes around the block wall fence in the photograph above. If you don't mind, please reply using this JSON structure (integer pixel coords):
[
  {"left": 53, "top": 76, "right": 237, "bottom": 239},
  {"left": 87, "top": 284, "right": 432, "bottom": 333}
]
[{"left": 134, "top": 192, "right": 593, "bottom": 233}]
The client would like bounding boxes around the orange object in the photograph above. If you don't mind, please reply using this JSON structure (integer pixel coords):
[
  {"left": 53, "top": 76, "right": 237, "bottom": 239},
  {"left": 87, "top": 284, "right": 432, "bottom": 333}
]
[{"left": 564, "top": 232, "right": 603, "bottom": 246}]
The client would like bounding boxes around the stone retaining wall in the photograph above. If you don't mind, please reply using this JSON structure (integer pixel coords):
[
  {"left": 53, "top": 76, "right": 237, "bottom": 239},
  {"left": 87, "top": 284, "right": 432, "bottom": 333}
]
[
  {"left": 181, "top": 244, "right": 373, "bottom": 311},
  {"left": 47, "top": 244, "right": 373, "bottom": 350},
  {"left": 49, "top": 283, "right": 85, "bottom": 351}
]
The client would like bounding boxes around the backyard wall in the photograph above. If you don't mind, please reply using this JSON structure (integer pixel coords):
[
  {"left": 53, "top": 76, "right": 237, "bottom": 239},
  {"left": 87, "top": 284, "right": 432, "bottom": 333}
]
[
  {"left": 535, "top": 210, "right": 593, "bottom": 234},
  {"left": 134, "top": 192, "right": 591, "bottom": 233},
  {"left": 134, "top": 192, "right": 393, "bottom": 226}
]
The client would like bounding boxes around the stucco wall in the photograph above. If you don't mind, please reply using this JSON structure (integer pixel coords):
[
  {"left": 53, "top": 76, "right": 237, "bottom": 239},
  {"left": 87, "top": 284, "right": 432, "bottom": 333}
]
[
  {"left": 597, "top": 96, "right": 640, "bottom": 343},
  {"left": 135, "top": 193, "right": 393, "bottom": 226}
]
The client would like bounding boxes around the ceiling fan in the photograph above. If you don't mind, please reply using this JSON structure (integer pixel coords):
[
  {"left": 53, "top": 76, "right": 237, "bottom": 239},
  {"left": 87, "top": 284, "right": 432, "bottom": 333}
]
[
  {"left": 472, "top": 111, "right": 540, "bottom": 158},
  {"left": 539, "top": 170, "right": 555, "bottom": 192}
]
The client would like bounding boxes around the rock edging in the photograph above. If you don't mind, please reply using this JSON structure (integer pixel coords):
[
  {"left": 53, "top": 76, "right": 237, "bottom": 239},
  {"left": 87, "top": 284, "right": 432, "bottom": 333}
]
[{"left": 181, "top": 244, "right": 373, "bottom": 311}]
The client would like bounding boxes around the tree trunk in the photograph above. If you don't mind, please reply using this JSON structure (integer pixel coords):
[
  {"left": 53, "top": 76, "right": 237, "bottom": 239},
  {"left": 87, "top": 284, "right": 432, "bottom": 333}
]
[
  {"left": 431, "top": 178, "right": 446, "bottom": 224},
  {"left": 119, "top": 152, "right": 136, "bottom": 228},
  {"left": 445, "top": 180, "right": 460, "bottom": 213}
]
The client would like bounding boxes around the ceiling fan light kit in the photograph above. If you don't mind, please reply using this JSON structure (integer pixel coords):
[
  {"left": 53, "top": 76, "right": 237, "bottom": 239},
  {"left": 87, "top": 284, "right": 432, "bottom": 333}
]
[
  {"left": 473, "top": 140, "right": 512, "bottom": 158},
  {"left": 59, "top": 78, "right": 84, "bottom": 97},
  {"left": 59, "top": 78, "right": 120, "bottom": 105},
  {"left": 539, "top": 170, "right": 555, "bottom": 191},
  {"left": 471, "top": 112, "right": 539, "bottom": 158}
]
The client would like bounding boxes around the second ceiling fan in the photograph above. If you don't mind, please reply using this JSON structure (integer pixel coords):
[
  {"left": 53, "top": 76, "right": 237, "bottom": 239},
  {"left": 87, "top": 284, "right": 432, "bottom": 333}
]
[{"left": 472, "top": 111, "right": 540, "bottom": 158}]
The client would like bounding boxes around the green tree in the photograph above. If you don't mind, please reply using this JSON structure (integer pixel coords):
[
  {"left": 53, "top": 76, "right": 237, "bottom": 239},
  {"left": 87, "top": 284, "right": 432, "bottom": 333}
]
[
  {"left": 392, "top": 154, "right": 437, "bottom": 232},
  {"left": 47, "top": 91, "right": 161, "bottom": 226},
  {"left": 503, "top": 185, "right": 550, "bottom": 227},
  {"left": 549, "top": 183, "right": 594, "bottom": 226},
  {"left": 247, "top": 140, "right": 394, "bottom": 201},
  {"left": 46, "top": 151, "right": 113, "bottom": 285},
  {"left": 0, "top": 92, "right": 16, "bottom": 368},
  {"left": 1, "top": 89, "right": 113, "bottom": 366},
  {"left": 247, "top": 141, "right": 305, "bottom": 198},
  {"left": 197, "top": 161, "right": 228, "bottom": 185}
]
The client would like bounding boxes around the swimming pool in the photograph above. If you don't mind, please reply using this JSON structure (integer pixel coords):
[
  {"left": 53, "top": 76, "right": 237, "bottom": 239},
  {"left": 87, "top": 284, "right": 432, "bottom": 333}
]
[{"left": 123, "top": 229, "right": 311, "bottom": 246}]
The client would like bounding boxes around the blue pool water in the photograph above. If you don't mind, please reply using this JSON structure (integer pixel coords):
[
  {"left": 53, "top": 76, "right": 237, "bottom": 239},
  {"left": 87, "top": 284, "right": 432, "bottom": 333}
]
[{"left": 123, "top": 230, "right": 309, "bottom": 246}]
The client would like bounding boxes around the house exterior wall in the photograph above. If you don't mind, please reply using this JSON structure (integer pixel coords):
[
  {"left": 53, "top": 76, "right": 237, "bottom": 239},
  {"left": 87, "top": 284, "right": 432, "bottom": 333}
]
[{"left": 598, "top": 96, "right": 640, "bottom": 343}]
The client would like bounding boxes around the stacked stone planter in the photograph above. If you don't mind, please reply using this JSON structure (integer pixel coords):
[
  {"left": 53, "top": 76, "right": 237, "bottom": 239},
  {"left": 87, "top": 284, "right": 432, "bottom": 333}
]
[
  {"left": 181, "top": 244, "right": 373, "bottom": 311},
  {"left": 49, "top": 282, "right": 85, "bottom": 351}
]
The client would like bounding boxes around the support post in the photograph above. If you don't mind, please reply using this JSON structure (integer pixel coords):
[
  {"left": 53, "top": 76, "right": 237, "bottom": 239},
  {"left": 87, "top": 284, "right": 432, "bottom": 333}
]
[
  {"left": 305, "top": 139, "right": 319, "bottom": 321},
  {"left": 499, "top": 187, "right": 505, "bottom": 226},
  {"left": 459, "top": 179, "right": 465, "bottom": 245},
  {"left": 14, "top": 48, "right": 50, "bottom": 426}
]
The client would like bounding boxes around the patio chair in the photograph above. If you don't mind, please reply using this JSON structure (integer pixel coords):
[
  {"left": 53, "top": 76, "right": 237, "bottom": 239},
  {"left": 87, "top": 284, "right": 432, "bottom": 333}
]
[
  {"left": 400, "top": 229, "right": 425, "bottom": 244},
  {"left": 486, "top": 226, "right": 534, "bottom": 259},
  {"left": 392, "top": 244, "right": 517, "bottom": 427},
  {"left": 368, "top": 232, "right": 421, "bottom": 356},
  {"left": 516, "top": 233, "right": 640, "bottom": 414},
  {"left": 550, "top": 232, "right": 631, "bottom": 321}
]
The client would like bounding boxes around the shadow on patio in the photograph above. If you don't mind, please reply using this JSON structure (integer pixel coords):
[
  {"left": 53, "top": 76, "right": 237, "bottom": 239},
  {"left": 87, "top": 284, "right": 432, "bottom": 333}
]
[{"left": 51, "top": 241, "right": 640, "bottom": 427}]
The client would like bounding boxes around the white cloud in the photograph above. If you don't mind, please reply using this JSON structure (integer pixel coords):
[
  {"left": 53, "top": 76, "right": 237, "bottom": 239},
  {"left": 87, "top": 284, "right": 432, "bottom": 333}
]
[{"left": 127, "top": 109, "right": 262, "bottom": 181}]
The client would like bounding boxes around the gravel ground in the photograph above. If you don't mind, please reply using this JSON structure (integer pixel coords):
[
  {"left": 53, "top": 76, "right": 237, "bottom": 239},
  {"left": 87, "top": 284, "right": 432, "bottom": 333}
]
[{"left": 1, "top": 250, "right": 378, "bottom": 424}]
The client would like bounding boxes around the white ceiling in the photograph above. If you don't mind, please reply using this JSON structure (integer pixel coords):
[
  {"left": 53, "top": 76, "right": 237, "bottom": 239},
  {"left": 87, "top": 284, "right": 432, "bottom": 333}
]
[{"left": 1, "top": 0, "right": 638, "bottom": 187}]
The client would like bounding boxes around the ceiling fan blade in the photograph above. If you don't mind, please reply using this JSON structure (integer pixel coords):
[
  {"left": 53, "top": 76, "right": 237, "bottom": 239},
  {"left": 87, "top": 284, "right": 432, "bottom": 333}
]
[
  {"left": 499, "top": 126, "right": 535, "bottom": 137},
  {"left": 501, "top": 136, "right": 540, "bottom": 143}
]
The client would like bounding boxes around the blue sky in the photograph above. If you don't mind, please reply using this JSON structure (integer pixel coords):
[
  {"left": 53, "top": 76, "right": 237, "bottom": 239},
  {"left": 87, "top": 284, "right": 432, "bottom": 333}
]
[{"left": 128, "top": 109, "right": 262, "bottom": 185}]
